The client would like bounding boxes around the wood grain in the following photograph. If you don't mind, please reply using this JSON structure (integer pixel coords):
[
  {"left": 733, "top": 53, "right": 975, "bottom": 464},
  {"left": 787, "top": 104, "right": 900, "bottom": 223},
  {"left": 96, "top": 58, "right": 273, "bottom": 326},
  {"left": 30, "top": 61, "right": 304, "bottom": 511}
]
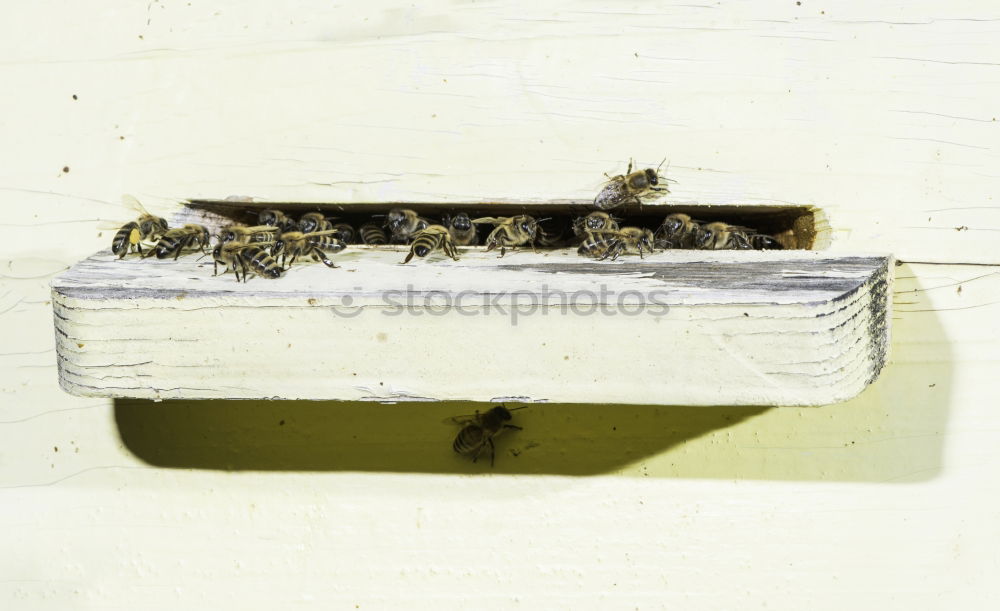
[{"left": 53, "top": 248, "right": 892, "bottom": 404}]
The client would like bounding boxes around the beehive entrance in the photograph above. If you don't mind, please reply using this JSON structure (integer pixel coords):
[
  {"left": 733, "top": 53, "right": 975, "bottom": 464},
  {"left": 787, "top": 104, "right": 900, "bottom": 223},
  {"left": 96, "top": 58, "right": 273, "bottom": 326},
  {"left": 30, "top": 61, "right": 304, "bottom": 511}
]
[{"left": 184, "top": 200, "right": 821, "bottom": 250}]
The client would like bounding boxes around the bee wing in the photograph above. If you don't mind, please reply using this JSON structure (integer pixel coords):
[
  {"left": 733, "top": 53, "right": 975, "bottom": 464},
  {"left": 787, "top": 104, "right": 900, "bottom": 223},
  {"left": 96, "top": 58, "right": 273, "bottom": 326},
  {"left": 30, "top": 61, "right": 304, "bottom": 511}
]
[
  {"left": 471, "top": 217, "right": 502, "bottom": 225},
  {"left": 96, "top": 220, "right": 127, "bottom": 230},
  {"left": 444, "top": 414, "right": 478, "bottom": 426},
  {"left": 230, "top": 241, "right": 274, "bottom": 250},
  {"left": 303, "top": 229, "right": 347, "bottom": 237},
  {"left": 121, "top": 193, "right": 152, "bottom": 216}
]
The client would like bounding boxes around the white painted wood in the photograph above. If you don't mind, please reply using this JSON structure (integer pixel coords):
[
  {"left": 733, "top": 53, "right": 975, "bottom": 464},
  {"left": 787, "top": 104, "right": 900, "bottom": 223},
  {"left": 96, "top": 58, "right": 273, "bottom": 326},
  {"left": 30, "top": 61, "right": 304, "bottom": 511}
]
[
  {"left": 4, "top": 1, "right": 1000, "bottom": 265},
  {"left": 5, "top": 2, "right": 1000, "bottom": 609},
  {"left": 52, "top": 247, "right": 891, "bottom": 405}
]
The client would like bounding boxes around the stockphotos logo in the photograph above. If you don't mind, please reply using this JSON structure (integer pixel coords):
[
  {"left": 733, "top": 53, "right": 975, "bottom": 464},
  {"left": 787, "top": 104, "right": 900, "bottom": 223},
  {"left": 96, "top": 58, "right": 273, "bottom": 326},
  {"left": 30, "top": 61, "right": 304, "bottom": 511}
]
[{"left": 330, "top": 284, "right": 671, "bottom": 325}]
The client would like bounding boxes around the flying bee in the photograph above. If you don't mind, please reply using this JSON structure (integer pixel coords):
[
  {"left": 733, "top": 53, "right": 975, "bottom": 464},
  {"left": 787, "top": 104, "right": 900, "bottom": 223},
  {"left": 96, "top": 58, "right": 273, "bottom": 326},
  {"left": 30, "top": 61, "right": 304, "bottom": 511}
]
[
  {"left": 473, "top": 214, "right": 543, "bottom": 257},
  {"left": 109, "top": 195, "right": 169, "bottom": 258},
  {"left": 450, "top": 405, "right": 526, "bottom": 467},
  {"left": 694, "top": 222, "right": 757, "bottom": 250},
  {"left": 402, "top": 225, "right": 459, "bottom": 263},
  {"left": 298, "top": 212, "right": 335, "bottom": 234},
  {"left": 359, "top": 223, "right": 389, "bottom": 245},
  {"left": 258, "top": 209, "right": 298, "bottom": 233},
  {"left": 211, "top": 242, "right": 282, "bottom": 282},
  {"left": 593, "top": 158, "right": 672, "bottom": 211},
  {"left": 331, "top": 222, "right": 356, "bottom": 243},
  {"left": 654, "top": 213, "right": 700, "bottom": 249},
  {"left": 386, "top": 208, "right": 432, "bottom": 243},
  {"left": 271, "top": 230, "right": 346, "bottom": 268},
  {"left": 572, "top": 211, "right": 620, "bottom": 238},
  {"left": 442, "top": 212, "right": 479, "bottom": 246},
  {"left": 144, "top": 224, "right": 211, "bottom": 260},
  {"left": 578, "top": 227, "right": 656, "bottom": 260},
  {"left": 217, "top": 224, "right": 279, "bottom": 244}
]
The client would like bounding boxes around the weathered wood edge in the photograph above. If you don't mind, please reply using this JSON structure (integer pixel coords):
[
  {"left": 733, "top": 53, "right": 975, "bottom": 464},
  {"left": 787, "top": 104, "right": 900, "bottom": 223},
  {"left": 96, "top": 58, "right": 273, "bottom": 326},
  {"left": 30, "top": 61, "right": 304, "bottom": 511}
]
[{"left": 51, "top": 250, "right": 892, "bottom": 405}]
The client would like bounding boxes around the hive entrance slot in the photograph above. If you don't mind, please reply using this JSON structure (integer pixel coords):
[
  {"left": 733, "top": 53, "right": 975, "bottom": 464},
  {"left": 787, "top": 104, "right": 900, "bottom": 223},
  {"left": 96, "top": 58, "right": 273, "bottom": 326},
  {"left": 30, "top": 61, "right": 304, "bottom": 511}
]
[{"left": 183, "top": 200, "right": 820, "bottom": 250}]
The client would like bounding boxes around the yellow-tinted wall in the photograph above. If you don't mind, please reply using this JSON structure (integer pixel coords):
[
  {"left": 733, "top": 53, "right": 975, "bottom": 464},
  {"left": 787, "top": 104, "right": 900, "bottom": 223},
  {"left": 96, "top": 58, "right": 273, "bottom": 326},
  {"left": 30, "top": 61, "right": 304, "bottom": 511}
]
[{"left": 2, "top": 2, "right": 999, "bottom": 608}]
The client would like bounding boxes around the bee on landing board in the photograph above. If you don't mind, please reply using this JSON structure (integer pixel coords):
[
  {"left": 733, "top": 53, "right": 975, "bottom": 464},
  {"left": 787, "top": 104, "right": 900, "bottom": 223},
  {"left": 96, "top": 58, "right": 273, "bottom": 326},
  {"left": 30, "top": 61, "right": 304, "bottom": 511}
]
[
  {"left": 298, "top": 212, "right": 335, "bottom": 234},
  {"left": 441, "top": 212, "right": 479, "bottom": 246},
  {"left": 653, "top": 213, "right": 700, "bottom": 249},
  {"left": 747, "top": 234, "right": 784, "bottom": 250},
  {"left": 211, "top": 242, "right": 282, "bottom": 282},
  {"left": 217, "top": 224, "right": 280, "bottom": 245},
  {"left": 402, "top": 225, "right": 459, "bottom": 263},
  {"left": 694, "top": 222, "right": 756, "bottom": 250},
  {"left": 359, "top": 223, "right": 389, "bottom": 245},
  {"left": 271, "top": 230, "right": 346, "bottom": 268},
  {"left": 331, "top": 222, "right": 356, "bottom": 244},
  {"left": 473, "top": 215, "right": 544, "bottom": 257},
  {"left": 386, "top": 208, "right": 432, "bottom": 243},
  {"left": 110, "top": 195, "right": 169, "bottom": 258},
  {"left": 572, "top": 211, "right": 620, "bottom": 239},
  {"left": 144, "top": 224, "right": 211, "bottom": 260},
  {"left": 450, "top": 405, "right": 526, "bottom": 467},
  {"left": 258, "top": 209, "right": 298, "bottom": 233},
  {"left": 593, "top": 158, "right": 672, "bottom": 211},
  {"left": 578, "top": 227, "right": 655, "bottom": 260}
]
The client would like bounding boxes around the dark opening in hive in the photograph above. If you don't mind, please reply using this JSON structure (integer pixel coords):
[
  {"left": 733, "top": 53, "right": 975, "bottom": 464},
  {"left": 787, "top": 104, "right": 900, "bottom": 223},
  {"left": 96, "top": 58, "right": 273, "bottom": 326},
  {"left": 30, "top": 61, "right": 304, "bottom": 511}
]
[{"left": 185, "top": 200, "right": 820, "bottom": 250}]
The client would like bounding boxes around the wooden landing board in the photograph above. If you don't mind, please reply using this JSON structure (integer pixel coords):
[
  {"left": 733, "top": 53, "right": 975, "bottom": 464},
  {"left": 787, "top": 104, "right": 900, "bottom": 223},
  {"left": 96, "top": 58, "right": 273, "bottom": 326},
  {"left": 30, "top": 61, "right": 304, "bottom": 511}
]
[{"left": 52, "top": 248, "right": 892, "bottom": 405}]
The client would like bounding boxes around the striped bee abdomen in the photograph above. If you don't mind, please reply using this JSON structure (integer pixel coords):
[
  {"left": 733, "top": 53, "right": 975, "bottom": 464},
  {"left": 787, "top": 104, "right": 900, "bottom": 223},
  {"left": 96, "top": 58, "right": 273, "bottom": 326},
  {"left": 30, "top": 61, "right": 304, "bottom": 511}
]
[
  {"left": 243, "top": 246, "right": 283, "bottom": 279},
  {"left": 112, "top": 222, "right": 141, "bottom": 258},
  {"left": 359, "top": 223, "right": 388, "bottom": 245},
  {"left": 453, "top": 425, "right": 485, "bottom": 456}
]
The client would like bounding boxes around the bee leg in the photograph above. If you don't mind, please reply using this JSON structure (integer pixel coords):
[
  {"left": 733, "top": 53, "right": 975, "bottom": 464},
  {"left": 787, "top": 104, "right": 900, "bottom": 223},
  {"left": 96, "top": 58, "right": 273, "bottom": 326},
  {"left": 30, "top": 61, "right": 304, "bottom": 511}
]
[
  {"left": 503, "top": 424, "right": 522, "bottom": 431},
  {"left": 312, "top": 248, "right": 339, "bottom": 268},
  {"left": 135, "top": 242, "right": 143, "bottom": 256},
  {"left": 626, "top": 158, "right": 633, "bottom": 174},
  {"left": 488, "top": 438, "right": 496, "bottom": 468}
]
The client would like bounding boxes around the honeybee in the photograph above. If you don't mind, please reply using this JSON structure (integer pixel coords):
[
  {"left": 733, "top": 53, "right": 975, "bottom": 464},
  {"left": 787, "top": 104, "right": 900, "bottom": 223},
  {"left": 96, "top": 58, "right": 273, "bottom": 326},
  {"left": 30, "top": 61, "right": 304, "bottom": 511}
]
[
  {"left": 359, "top": 223, "right": 389, "bottom": 245},
  {"left": 271, "top": 230, "right": 346, "bottom": 268},
  {"left": 694, "top": 222, "right": 755, "bottom": 250},
  {"left": 402, "top": 225, "right": 459, "bottom": 263},
  {"left": 578, "top": 227, "right": 655, "bottom": 260},
  {"left": 331, "top": 222, "right": 356, "bottom": 243},
  {"left": 298, "top": 212, "right": 335, "bottom": 234},
  {"left": 442, "top": 212, "right": 479, "bottom": 246},
  {"left": 748, "top": 234, "right": 784, "bottom": 250},
  {"left": 211, "top": 242, "right": 282, "bottom": 282},
  {"left": 535, "top": 218, "right": 568, "bottom": 248},
  {"left": 144, "top": 224, "right": 211, "bottom": 260},
  {"left": 110, "top": 195, "right": 169, "bottom": 258},
  {"left": 653, "top": 213, "right": 700, "bottom": 249},
  {"left": 450, "top": 405, "right": 526, "bottom": 467},
  {"left": 258, "top": 209, "right": 297, "bottom": 233},
  {"left": 572, "top": 211, "right": 620, "bottom": 238},
  {"left": 593, "top": 158, "right": 671, "bottom": 210},
  {"left": 386, "top": 208, "right": 432, "bottom": 243},
  {"left": 217, "top": 224, "right": 279, "bottom": 244},
  {"left": 473, "top": 215, "right": 542, "bottom": 257}
]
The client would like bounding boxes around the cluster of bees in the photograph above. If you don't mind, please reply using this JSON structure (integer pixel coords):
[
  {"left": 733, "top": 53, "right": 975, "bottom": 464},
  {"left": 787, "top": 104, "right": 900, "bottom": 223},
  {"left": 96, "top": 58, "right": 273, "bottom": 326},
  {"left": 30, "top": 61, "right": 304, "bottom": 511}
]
[{"left": 109, "top": 160, "right": 782, "bottom": 281}]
